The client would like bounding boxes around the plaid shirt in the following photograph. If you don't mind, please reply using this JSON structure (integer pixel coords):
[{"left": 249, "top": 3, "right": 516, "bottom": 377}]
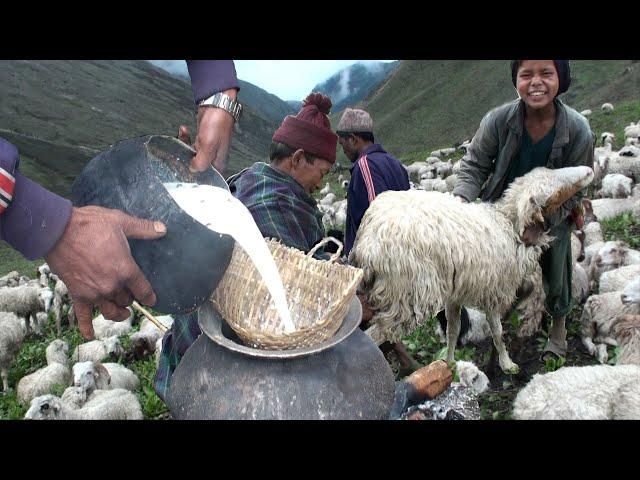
[{"left": 155, "top": 162, "right": 327, "bottom": 401}]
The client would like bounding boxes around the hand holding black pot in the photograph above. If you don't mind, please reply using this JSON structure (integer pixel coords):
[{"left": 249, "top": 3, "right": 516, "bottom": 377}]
[{"left": 45, "top": 205, "right": 167, "bottom": 340}]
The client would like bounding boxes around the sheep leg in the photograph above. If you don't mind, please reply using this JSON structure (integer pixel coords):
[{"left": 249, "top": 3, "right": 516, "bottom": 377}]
[
  {"left": 487, "top": 312, "right": 519, "bottom": 374},
  {"left": 595, "top": 336, "right": 618, "bottom": 347},
  {"left": 1, "top": 368, "right": 8, "bottom": 392},
  {"left": 595, "top": 343, "right": 608, "bottom": 364},
  {"left": 581, "top": 336, "right": 598, "bottom": 357},
  {"left": 445, "top": 303, "right": 462, "bottom": 363}
]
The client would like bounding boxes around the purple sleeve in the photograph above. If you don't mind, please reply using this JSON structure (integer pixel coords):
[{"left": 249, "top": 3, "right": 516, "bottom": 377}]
[
  {"left": 0, "top": 139, "right": 72, "bottom": 260},
  {"left": 186, "top": 60, "right": 240, "bottom": 104}
]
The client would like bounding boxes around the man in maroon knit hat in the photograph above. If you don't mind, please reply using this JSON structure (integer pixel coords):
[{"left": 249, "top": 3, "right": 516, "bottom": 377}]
[
  {"left": 155, "top": 92, "right": 339, "bottom": 400},
  {"left": 227, "top": 92, "right": 338, "bottom": 258}
]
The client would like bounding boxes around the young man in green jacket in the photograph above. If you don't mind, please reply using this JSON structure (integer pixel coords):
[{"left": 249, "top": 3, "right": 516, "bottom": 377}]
[{"left": 452, "top": 60, "right": 595, "bottom": 361}]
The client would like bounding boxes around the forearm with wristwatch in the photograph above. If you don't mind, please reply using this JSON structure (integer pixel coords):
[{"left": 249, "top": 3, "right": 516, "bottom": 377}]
[{"left": 186, "top": 60, "right": 243, "bottom": 122}]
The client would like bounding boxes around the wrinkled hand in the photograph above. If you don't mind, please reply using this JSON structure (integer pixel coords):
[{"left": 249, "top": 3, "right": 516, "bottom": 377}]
[
  {"left": 189, "top": 88, "right": 237, "bottom": 175},
  {"left": 45, "top": 206, "right": 167, "bottom": 340}
]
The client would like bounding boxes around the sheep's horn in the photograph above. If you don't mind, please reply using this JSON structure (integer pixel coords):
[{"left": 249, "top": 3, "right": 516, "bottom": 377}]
[{"left": 542, "top": 166, "right": 594, "bottom": 215}]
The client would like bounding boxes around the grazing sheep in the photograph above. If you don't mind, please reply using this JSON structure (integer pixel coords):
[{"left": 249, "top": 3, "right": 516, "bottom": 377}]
[
  {"left": 102, "top": 363, "right": 140, "bottom": 392},
  {"left": 72, "top": 361, "right": 110, "bottom": 394},
  {"left": 601, "top": 103, "right": 614, "bottom": 113},
  {"left": 605, "top": 153, "right": 640, "bottom": 182},
  {"left": 445, "top": 174, "right": 459, "bottom": 193},
  {"left": 319, "top": 183, "right": 331, "bottom": 196},
  {"left": 600, "top": 174, "right": 633, "bottom": 198},
  {"left": 580, "top": 289, "right": 639, "bottom": 363},
  {"left": 29, "top": 311, "right": 48, "bottom": 337},
  {"left": 624, "top": 123, "right": 640, "bottom": 139},
  {"left": 341, "top": 180, "right": 349, "bottom": 189},
  {"left": 583, "top": 221, "right": 604, "bottom": 248},
  {"left": 24, "top": 389, "right": 144, "bottom": 420},
  {"left": 621, "top": 276, "right": 640, "bottom": 305},
  {"left": 600, "top": 265, "right": 640, "bottom": 294},
  {"left": 512, "top": 364, "right": 640, "bottom": 419},
  {"left": 351, "top": 166, "right": 593, "bottom": 374},
  {"left": 45, "top": 340, "right": 69, "bottom": 367},
  {"left": 590, "top": 197, "right": 638, "bottom": 221},
  {"left": 92, "top": 308, "right": 134, "bottom": 340},
  {"left": 0, "top": 285, "right": 53, "bottom": 333},
  {"left": 591, "top": 242, "right": 640, "bottom": 285},
  {"left": 601, "top": 132, "right": 615, "bottom": 146},
  {"left": 573, "top": 262, "right": 590, "bottom": 304},
  {"left": 514, "top": 312, "right": 640, "bottom": 420},
  {"left": 130, "top": 318, "right": 172, "bottom": 358},
  {"left": 455, "top": 360, "right": 490, "bottom": 394},
  {"left": 626, "top": 138, "right": 639, "bottom": 147},
  {"left": 430, "top": 150, "right": 442, "bottom": 158},
  {"left": 611, "top": 314, "right": 640, "bottom": 365},
  {"left": 440, "top": 147, "right": 456, "bottom": 156},
  {"left": 319, "top": 193, "right": 336, "bottom": 206},
  {"left": 436, "top": 162, "right": 453, "bottom": 179},
  {"left": 0, "top": 271, "right": 20, "bottom": 288},
  {"left": 71, "top": 336, "right": 124, "bottom": 363},
  {"left": 16, "top": 363, "right": 71, "bottom": 404},
  {"left": 60, "top": 386, "right": 87, "bottom": 410},
  {"left": 580, "top": 109, "right": 592, "bottom": 118},
  {"left": 0, "top": 313, "right": 27, "bottom": 391},
  {"left": 419, "top": 178, "right": 448, "bottom": 192},
  {"left": 52, "top": 279, "right": 70, "bottom": 334},
  {"left": 426, "top": 156, "right": 441, "bottom": 165}
]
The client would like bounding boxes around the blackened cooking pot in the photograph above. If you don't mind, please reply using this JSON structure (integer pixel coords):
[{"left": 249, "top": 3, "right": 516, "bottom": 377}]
[
  {"left": 71, "top": 135, "right": 235, "bottom": 314},
  {"left": 166, "top": 298, "right": 396, "bottom": 419}
]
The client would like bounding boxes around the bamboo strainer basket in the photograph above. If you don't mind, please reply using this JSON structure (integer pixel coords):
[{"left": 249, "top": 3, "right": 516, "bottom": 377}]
[{"left": 211, "top": 237, "right": 364, "bottom": 350}]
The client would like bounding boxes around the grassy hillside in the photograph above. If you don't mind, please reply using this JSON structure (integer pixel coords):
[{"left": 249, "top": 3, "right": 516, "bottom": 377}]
[
  {"left": 0, "top": 60, "right": 278, "bottom": 197},
  {"left": 358, "top": 60, "right": 640, "bottom": 157}
]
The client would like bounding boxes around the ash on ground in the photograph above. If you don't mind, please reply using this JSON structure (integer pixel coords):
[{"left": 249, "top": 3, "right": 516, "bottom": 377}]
[{"left": 401, "top": 383, "right": 481, "bottom": 420}]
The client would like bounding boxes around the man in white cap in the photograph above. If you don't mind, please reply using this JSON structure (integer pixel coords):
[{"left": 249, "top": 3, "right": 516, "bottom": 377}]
[
  {"left": 337, "top": 109, "right": 417, "bottom": 373},
  {"left": 336, "top": 108, "right": 410, "bottom": 256}
]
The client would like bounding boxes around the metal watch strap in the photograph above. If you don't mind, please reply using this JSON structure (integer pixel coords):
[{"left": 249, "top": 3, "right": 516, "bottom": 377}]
[{"left": 198, "top": 92, "right": 243, "bottom": 122}]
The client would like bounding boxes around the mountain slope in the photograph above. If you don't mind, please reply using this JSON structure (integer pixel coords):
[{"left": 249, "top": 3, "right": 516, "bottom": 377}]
[
  {"left": 0, "top": 60, "right": 278, "bottom": 196},
  {"left": 313, "top": 61, "right": 399, "bottom": 114},
  {"left": 358, "top": 60, "right": 640, "bottom": 157}
]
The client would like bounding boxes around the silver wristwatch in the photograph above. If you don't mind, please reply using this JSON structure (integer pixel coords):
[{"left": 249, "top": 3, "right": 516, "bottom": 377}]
[{"left": 198, "top": 92, "right": 243, "bottom": 123}]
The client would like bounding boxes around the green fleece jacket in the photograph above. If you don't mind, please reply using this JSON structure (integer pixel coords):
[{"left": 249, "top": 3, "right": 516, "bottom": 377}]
[{"left": 453, "top": 98, "right": 595, "bottom": 227}]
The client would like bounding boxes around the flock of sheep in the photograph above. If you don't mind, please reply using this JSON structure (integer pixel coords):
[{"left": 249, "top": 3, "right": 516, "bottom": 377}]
[
  {"left": 1, "top": 102, "right": 639, "bottom": 420},
  {"left": 0, "top": 266, "right": 172, "bottom": 419}
]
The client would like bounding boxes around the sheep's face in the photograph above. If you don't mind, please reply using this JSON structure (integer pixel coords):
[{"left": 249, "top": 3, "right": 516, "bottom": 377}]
[
  {"left": 25, "top": 395, "right": 62, "bottom": 420},
  {"left": 612, "top": 314, "right": 640, "bottom": 344},
  {"left": 595, "top": 241, "right": 629, "bottom": 269},
  {"left": 500, "top": 166, "right": 594, "bottom": 241},
  {"left": 104, "top": 336, "right": 124, "bottom": 357},
  {"left": 621, "top": 277, "right": 640, "bottom": 305},
  {"left": 39, "top": 288, "right": 53, "bottom": 313}
]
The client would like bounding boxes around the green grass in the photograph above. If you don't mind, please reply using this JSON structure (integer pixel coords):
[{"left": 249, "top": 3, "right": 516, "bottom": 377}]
[
  {"left": 0, "top": 309, "right": 166, "bottom": 420},
  {"left": 600, "top": 212, "right": 640, "bottom": 249},
  {"left": 0, "top": 242, "right": 42, "bottom": 278}
]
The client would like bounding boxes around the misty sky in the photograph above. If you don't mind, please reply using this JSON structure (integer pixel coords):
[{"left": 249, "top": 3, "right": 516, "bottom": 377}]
[{"left": 149, "top": 60, "right": 395, "bottom": 101}]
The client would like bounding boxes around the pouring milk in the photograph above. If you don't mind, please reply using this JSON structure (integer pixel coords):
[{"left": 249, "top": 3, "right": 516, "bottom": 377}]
[{"left": 164, "top": 182, "right": 295, "bottom": 334}]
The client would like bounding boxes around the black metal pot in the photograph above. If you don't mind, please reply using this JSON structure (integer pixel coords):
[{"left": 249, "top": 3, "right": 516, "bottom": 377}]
[
  {"left": 71, "top": 135, "right": 235, "bottom": 314},
  {"left": 166, "top": 299, "right": 396, "bottom": 420}
]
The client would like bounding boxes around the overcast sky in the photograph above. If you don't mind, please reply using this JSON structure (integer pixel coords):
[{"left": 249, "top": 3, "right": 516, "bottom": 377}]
[{"left": 149, "top": 60, "right": 396, "bottom": 101}]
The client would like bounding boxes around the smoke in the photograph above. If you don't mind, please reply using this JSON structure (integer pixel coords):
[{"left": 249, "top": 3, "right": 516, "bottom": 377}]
[
  {"left": 148, "top": 60, "right": 189, "bottom": 78},
  {"left": 333, "top": 69, "right": 352, "bottom": 103}
]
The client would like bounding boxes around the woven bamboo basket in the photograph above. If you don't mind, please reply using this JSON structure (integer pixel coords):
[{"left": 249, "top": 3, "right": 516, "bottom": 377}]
[{"left": 211, "top": 237, "right": 364, "bottom": 350}]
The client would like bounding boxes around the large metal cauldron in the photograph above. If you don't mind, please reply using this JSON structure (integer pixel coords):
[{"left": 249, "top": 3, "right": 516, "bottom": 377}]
[
  {"left": 70, "top": 135, "right": 235, "bottom": 314},
  {"left": 167, "top": 298, "right": 396, "bottom": 419}
]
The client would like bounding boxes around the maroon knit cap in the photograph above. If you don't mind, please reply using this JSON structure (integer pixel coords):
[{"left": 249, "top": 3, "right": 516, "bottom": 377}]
[{"left": 272, "top": 92, "right": 338, "bottom": 163}]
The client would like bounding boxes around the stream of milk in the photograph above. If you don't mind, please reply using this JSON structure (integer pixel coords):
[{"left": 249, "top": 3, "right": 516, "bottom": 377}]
[{"left": 164, "top": 182, "right": 295, "bottom": 334}]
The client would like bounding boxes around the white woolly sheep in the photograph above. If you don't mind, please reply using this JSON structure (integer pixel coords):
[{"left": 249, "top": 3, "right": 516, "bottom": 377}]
[
  {"left": 92, "top": 308, "right": 134, "bottom": 340},
  {"left": 45, "top": 339, "right": 69, "bottom": 367},
  {"left": 580, "top": 109, "right": 592, "bottom": 117},
  {"left": 0, "top": 285, "right": 53, "bottom": 333},
  {"left": 72, "top": 361, "right": 110, "bottom": 394},
  {"left": 319, "top": 192, "right": 336, "bottom": 206},
  {"left": 130, "top": 317, "right": 172, "bottom": 358},
  {"left": 0, "top": 271, "right": 20, "bottom": 288},
  {"left": 601, "top": 103, "right": 614, "bottom": 112},
  {"left": 24, "top": 389, "right": 144, "bottom": 420},
  {"left": 419, "top": 178, "right": 448, "bottom": 193},
  {"left": 591, "top": 241, "right": 640, "bottom": 283},
  {"left": 590, "top": 197, "right": 638, "bottom": 221},
  {"left": 445, "top": 174, "right": 458, "bottom": 192},
  {"left": 611, "top": 314, "right": 640, "bottom": 365},
  {"left": 512, "top": 364, "right": 640, "bottom": 419},
  {"left": 102, "top": 363, "right": 140, "bottom": 392},
  {"left": 319, "top": 183, "right": 331, "bottom": 196},
  {"left": 604, "top": 153, "right": 640, "bottom": 182},
  {"left": 573, "top": 262, "right": 590, "bottom": 305},
  {"left": 52, "top": 279, "right": 70, "bottom": 334},
  {"left": 341, "top": 180, "right": 349, "bottom": 189},
  {"left": 583, "top": 221, "right": 604, "bottom": 248},
  {"left": 429, "top": 150, "right": 442, "bottom": 158},
  {"left": 626, "top": 138, "right": 639, "bottom": 147},
  {"left": 16, "top": 363, "right": 71, "bottom": 404},
  {"left": 600, "top": 265, "right": 640, "bottom": 294},
  {"left": 580, "top": 289, "right": 639, "bottom": 363},
  {"left": 71, "top": 336, "right": 124, "bottom": 363},
  {"left": 600, "top": 174, "right": 633, "bottom": 199},
  {"left": 351, "top": 166, "right": 594, "bottom": 374},
  {"left": 621, "top": 276, "right": 640, "bottom": 305},
  {"left": 624, "top": 123, "right": 640, "bottom": 139},
  {"left": 601, "top": 132, "right": 615, "bottom": 146},
  {"left": 60, "top": 386, "right": 87, "bottom": 410},
  {"left": 440, "top": 147, "right": 456, "bottom": 156},
  {"left": 435, "top": 307, "right": 491, "bottom": 346},
  {"left": 436, "top": 162, "right": 453, "bottom": 179},
  {"left": 455, "top": 360, "right": 489, "bottom": 394},
  {"left": 0, "top": 312, "right": 27, "bottom": 391},
  {"left": 425, "top": 156, "right": 441, "bottom": 165}
]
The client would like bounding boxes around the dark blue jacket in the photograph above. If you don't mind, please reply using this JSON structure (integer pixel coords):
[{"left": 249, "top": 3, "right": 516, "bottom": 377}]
[{"left": 345, "top": 143, "right": 410, "bottom": 256}]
